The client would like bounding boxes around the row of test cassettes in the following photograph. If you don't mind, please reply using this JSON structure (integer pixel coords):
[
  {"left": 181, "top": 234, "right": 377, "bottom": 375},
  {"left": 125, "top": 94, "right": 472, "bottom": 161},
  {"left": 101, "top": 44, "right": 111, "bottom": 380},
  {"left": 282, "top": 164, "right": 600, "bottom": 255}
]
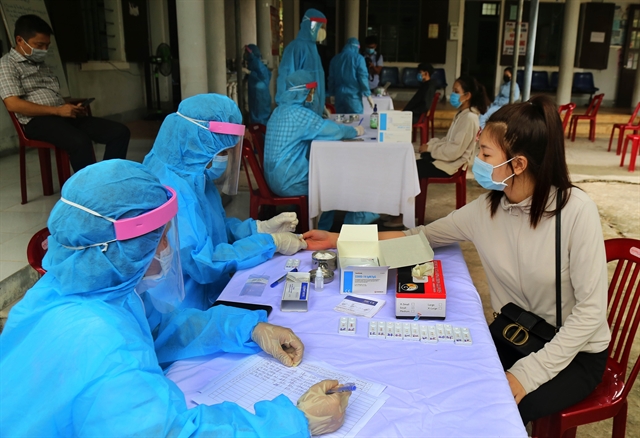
[{"left": 339, "top": 317, "right": 472, "bottom": 346}]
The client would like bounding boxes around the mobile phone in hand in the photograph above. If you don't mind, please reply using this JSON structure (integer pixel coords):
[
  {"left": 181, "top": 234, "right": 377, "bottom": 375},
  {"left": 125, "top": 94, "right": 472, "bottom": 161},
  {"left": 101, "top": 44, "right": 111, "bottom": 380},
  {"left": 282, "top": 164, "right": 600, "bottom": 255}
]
[{"left": 80, "top": 98, "right": 95, "bottom": 107}]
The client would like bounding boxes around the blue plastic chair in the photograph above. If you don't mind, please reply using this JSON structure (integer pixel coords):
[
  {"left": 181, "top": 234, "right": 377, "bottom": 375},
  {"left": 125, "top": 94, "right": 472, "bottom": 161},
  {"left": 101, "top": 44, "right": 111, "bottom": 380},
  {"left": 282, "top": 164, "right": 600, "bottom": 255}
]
[
  {"left": 549, "top": 72, "right": 559, "bottom": 91},
  {"left": 431, "top": 68, "right": 447, "bottom": 101},
  {"left": 402, "top": 67, "right": 421, "bottom": 88},
  {"left": 572, "top": 72, "right": 599, "bottom": 100},
  {"left": 531, "top": 71, "right": 550, "bottom": 92},
  {"left": 516, "top": 70, "right": 524, "bottom": 91},
  {"left": 379, "top": 67, "right": 400, "bottom": 88}
]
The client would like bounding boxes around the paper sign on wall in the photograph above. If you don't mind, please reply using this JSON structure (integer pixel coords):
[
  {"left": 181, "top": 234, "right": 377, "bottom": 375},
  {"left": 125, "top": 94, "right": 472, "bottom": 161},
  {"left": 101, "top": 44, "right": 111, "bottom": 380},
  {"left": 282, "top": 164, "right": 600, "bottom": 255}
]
[{"left": 502, "top": 21, "right": 528, "bottom": 56}]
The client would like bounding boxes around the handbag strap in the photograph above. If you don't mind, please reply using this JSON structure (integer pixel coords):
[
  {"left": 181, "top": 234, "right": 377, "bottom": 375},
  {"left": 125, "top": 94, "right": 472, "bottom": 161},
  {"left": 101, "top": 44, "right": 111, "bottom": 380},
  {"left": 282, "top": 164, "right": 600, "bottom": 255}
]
[{"left": 555, "top": 189, "right": 562, "bottom": 328}]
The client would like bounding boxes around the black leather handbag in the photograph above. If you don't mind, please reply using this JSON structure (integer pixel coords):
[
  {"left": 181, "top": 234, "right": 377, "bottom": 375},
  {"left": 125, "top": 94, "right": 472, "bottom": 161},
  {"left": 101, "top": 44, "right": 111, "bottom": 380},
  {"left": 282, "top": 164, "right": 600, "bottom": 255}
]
[{"left": 489, "top": 191, "right": 563, "bottom": 359}]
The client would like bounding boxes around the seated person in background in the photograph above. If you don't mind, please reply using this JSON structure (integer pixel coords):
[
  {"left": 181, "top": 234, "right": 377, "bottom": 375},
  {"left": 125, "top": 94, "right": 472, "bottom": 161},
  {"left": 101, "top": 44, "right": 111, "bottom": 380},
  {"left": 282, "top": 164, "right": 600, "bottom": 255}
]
[
  {"left": 303, "top": 96, "right": 609, "bottom": 427},
  {"left": 328, "top": 37, "right": 373, "bottom": 114},
  {"left": 0, "top": 159, "right": 349, "bottom": 437},
  {"left": 143, "top": 94, "right": 307, "bottom": 310},
  {"left": 0, "top": 14, "right": 129, "bottom": 172},
  {"left": 363, "top": 35, "right": 383, "bottom": 92},
  {"left": 385, "top": 74, "right": 488, "bottom": 228},
  {"left": 402, "top": 63, "right": 438, "bottom": 124},
  {"left": 244, "top": 44, "right": 272, "bottom": 125},
  {"left": 264, "top": 70, "right": 379, "bottom": 231},
  {"left": 479, "top": 67, "right": 520, "bottom": 128}
]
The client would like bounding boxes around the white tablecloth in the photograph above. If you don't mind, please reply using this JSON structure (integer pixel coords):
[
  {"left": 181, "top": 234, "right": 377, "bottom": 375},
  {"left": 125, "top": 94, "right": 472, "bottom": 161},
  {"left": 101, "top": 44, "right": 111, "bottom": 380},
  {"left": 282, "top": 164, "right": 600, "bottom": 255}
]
[
  {"left": 362, "top": 95, "right": 394, "bottom": 115},
  {"left": 166, "top": 245, "right": 527, "bottom": 438},
  {"left": 308, "top": 120, "right": 419, "bottom": 229}
]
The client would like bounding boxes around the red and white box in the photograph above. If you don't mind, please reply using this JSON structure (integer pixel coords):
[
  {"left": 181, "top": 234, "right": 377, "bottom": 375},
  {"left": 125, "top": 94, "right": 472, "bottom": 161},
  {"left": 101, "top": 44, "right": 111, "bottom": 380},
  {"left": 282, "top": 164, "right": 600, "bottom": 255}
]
[{"left": 395, "top": 260, "right": 446, "bottom": 319}]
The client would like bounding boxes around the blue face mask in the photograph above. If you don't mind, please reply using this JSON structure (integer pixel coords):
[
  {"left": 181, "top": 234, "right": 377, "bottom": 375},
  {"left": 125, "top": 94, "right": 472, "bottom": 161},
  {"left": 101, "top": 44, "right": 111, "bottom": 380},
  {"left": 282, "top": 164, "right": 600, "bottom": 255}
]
[
  {"left": 450, "top": 92, "right": 462, "bottom": 109},
  {"left": 417, "top": 72, "right": 424, "bottom": 82},
  {"left": 205, "top": 154, "right": 228, "bottom": 181},
  {"left": 472, "top": 156, "right": 516, "bottom": 191},
  {"left": 366, "top": 48, "right": 375, "bottom": 55}
]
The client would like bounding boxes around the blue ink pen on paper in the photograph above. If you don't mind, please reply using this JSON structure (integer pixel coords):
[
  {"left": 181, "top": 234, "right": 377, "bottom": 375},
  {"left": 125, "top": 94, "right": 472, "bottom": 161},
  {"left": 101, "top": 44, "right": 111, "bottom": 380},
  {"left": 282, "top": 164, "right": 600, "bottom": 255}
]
[
  {"left": 326, "top": 383, "right": 356, "bottom": 394},
  {"left": 270, "top": 268, "right": 298, "bottom": 288},
  {"left": 358, "top": 118, "right": 363, "bottom": 127}
]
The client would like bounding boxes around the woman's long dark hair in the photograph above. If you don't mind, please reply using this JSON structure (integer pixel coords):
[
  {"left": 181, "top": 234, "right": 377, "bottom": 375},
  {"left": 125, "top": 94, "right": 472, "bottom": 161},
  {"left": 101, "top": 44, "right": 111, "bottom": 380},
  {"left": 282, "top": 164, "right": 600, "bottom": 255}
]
[
  {"left": 484, "top": 95, "right": 572, "bottom": 228},
  {"left": 456, "top": 74, "right": 490, "bottom": 115}
]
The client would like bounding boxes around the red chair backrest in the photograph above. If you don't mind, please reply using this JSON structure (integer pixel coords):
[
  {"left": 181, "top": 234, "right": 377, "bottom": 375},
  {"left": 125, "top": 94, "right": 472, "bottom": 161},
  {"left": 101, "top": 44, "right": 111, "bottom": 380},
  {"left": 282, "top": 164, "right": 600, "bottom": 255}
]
[
  {"left": 6, "top": 110, "right": 30, "bottom": 145},
  {"left": 27, "top": 227, "right": 50, "bottom": 276},
  {"left": 248, "top": 123, "right": 266, "bottom": 166},
  {"left": 585, "top": 93, "right": 604, "bottom": 117},
  {"left": 326, "top": 103, "right": 336, "bottom": 114},
  {"left": 604, "top": 238, "right": 640, "bottom": 399},
  {"left": 241, "top": 139, "right": 276, "bottom": 200},
  {"left": 558, "top": 103, "right": 576, "bottom": 133},
  {"left": 417, "top": 92, "right": 441, "bottom": 125},
  {"left": 628, "top": 101, "right": 640, "bottom": 126}
]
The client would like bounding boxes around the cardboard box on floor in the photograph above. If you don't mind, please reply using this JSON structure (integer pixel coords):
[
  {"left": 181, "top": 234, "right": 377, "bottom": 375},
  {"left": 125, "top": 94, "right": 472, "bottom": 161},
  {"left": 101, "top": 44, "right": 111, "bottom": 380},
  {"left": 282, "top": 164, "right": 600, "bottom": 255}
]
[{"left": 337, "top": 225, "right": 434, "bottom": 295}]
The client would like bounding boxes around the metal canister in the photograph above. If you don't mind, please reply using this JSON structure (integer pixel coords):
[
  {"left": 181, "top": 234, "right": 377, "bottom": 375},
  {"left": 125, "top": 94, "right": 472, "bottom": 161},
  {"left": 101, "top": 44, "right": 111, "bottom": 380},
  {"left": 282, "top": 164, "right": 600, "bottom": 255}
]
[
  {"left": 309, "top": 264, "right": 335, "bottom": 284},
  {"left": 311, "top": 250, "right": 338, "bottom": 271}
]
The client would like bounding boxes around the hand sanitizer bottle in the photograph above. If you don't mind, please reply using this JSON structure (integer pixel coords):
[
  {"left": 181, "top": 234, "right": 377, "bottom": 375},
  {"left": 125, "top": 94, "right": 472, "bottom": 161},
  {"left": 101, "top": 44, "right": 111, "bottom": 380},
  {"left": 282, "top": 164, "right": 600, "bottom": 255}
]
[
  {"left": 315, "top": 268, "right": 324, "bottom": 291},
  {"left": 370, "top": 104, "right": 378, "bottom": 129}
]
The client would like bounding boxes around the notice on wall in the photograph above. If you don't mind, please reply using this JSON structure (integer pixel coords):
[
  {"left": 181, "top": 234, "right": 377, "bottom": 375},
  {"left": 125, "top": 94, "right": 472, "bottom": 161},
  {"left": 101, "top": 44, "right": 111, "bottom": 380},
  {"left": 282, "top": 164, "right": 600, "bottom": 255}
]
[
  {"left": 502, "top": 21, "right": 528, "bottom": 56},
  {"left": 428, "top": 24, "right": 439, "bottom": 39},
  {"left": 590, "top": 32, "right": 605, "bottom": 43}
]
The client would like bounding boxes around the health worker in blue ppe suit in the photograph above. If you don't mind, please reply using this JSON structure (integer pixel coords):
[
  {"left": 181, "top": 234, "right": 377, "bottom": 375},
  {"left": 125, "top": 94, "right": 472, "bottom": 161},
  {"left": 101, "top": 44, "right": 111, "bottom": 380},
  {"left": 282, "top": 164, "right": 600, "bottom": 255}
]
[
  {"left": 0, "top": 160, "right": 350, "bottom": 437},
  {"left": 328, "top": 38, "right": 374, "bottom": 114},
  {"left": 265, "top": 70, "right": 378, "bottom": 230},
  {"left": 276, "top": 8, "right": 327, "bottom": 117},
  {"left": 479, "top": 67, "right": 520, "bottom": 128},
  {"left": 245, "top": 44, "right": 272, "bottom": 125},
  {"left": 143, "top": 94, "right": 307, "bottom": 310}
]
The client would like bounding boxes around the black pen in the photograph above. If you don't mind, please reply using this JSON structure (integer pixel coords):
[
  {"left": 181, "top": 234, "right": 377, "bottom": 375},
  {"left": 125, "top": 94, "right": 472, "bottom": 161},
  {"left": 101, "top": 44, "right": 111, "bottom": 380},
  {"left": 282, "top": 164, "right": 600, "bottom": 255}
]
[{"left": 270, "top": 268, "right": 298, "bottom": 288}]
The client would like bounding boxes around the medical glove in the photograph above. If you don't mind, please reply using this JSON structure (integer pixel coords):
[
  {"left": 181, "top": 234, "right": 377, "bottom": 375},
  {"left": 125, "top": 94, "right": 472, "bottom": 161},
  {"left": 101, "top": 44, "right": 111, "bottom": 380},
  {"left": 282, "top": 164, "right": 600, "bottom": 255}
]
[
  {"left": 251, "top": 322, "right": 304, "bottom": 366},
  {"left": 297, "top": 380, "right": 350, "bottom": 435},
  {"left": 257, "top": 212, "right": 299, "bottom": 233},
  {"left": 367, "top": 96, "right": 374, "bottom": 108},
  {"left": 271, "top": 232, "right": 308, "bottom": 255},
  {"left": 355, "top": 126, "right": 365, "bottom": 136}
]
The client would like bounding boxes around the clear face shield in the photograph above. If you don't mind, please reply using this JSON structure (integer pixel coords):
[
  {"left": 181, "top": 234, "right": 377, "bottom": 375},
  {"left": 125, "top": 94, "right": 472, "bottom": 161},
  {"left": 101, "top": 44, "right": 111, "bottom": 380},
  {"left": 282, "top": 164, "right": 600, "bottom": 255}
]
[
  {"left": 288, "top": 81, "right": 318, "bottom": 104},
  {"left": 307, "top": 17, "right": 327, "bottom": 42},
  {"left": 177, "top": 112, "right": 245, "bottom": 195}
]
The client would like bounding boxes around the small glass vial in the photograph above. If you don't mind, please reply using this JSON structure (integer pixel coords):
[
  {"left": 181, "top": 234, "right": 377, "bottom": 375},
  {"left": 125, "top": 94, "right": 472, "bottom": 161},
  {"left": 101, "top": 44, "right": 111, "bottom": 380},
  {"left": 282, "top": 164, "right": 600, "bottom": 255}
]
[
  {"left": 315, "top": 267, "right": 324, "bottom": 290},
  {"left": 370, "top": 104, "right": 379, "bottom": 129}
]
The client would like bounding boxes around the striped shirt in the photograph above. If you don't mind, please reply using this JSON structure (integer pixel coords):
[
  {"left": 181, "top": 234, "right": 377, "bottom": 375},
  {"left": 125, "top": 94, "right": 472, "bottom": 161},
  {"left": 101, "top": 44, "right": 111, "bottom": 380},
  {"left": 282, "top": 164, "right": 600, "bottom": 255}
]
[{"left": 0, "top": 48, "right": 64, "bottom": 124}]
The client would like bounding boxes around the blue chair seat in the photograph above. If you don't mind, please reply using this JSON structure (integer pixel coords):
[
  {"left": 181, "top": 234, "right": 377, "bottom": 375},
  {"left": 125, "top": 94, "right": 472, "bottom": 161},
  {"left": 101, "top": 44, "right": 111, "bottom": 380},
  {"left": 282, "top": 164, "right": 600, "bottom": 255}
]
[
  {"left": 549, "top": 72, "right": 558, "bottom": 91},
  {"left": 572, "top": 72, "right": 599, "bottom": 95},
  {"left": 379, "top": 67, "right": 400, "bottom": 88},
  {"left": 531, "top": 71, "right": 550, "bottom": 92},
  {"left": 402, "top": 67, "right": 421, "bottom": 88}
]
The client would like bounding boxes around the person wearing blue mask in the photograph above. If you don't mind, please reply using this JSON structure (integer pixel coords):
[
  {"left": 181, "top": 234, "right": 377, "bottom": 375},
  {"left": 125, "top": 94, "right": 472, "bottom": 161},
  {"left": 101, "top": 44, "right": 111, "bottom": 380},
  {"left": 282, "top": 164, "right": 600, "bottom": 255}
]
[
  {"left": 385, "top": 74, "right": 489, "bottom": 228},
  {"left": 244, "top": 44, "right": 272, "bottom": 125},
  {"left": 328, "top": 38, "right": 373, "bottom": 114},
  {"left": 479, "top": 67, "right": 520, "bottom": 128},
  {"left": 143, "top": 94, "right": 307, "bottom": 310},
  {"left": 363, "top": 35, "right": 383, "bottom": 91},
  {"left": 402, "top": 63, "right": 438, "bottom": 124},
  {"left": 0, "top": 159, "right": 350, "bottom": 437},
  {"left": 265, "top": 70, "right": 378, "bottom": 230},
  {"left": 276, "top": 9, "right": 327, "bottom": 117}
]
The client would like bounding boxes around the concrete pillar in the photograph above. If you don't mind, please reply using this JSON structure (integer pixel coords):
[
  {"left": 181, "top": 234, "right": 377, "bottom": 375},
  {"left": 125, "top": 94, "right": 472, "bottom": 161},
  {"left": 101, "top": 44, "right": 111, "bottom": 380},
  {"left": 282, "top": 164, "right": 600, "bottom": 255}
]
[
  {"left": 345, "top": 0, "right": 359, "bottom": 40},
  {"left": 240, "top": 0, "right": 258, "bottom": 48},
  {"left": 176, "top": 0, "right": 208, "bottom": 98},
  {"left": 148, "top": 0, "right": 171, "bottom": 104},
  {"left": 256, "top": 0, "right": 273, "bottom": 68},
  {"left": 556, "top": 0, "right": 580, "bottom": 105},
  {"left": 205, "top": 0, "right": 227, "bottom": 94},
  {"left": 632, "top": 61, "right": 640, "bottom": 110},
  {"left": 283, "top": 0, "right": 299, "bottom": 45}
]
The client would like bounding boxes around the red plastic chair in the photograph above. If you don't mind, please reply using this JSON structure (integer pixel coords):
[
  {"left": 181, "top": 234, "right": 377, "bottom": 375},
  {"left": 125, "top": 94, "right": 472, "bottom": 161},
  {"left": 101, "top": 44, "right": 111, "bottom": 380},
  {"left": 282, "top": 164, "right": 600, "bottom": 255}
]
[
  {"left": 26, "top": 227, "right": 50, "bottom": 276},
  {"left": 568, "top": 93, "right": 604, "bottom": 142},
  {"left": 412, "top": 92, "right": 440, "bottom": 145},
  {"left": 619, "top": 134, "right": 640, "bottom": 172},
  {"left": 7, "top": 110, "right": 71, "bottom": 204},
  {"left": 241, "top": 140, "right": 309, "bottom": 233},
  {"left": 415, "top": 165, "right": 467, "bottom": 226},
  {"left": 558, "top": 103, "right": 576, "bottom": 136},
  {"left": 248, "top": 123, "right": 266, "bottom": 168},
  {"left": 532, "top": 238, "right": 640, "bottom": 438},
  {"left": 608, "top": 102, "right": 640, "bottom": 155},
  {"left": 325, "top": 103, "right": 336, "bottom": 114}
]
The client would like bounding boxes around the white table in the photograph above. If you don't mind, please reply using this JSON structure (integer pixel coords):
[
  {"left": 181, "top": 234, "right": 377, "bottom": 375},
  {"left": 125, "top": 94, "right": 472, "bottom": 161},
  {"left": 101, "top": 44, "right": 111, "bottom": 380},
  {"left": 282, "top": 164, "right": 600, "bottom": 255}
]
[
  {"left": 166, "top": 245, "right": 527, "bottom": 437},
  {"left": 362, "top": 95, "right": 394, "bottom": 115},
  {"left": 308, "top": 118, "right": 419, "bottom": 229}
]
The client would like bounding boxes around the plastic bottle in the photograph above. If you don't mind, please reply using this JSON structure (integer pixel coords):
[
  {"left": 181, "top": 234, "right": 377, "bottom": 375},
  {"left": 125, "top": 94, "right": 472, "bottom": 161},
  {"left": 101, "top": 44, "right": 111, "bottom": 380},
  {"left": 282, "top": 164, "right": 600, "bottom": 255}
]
[
  {"left": 370, "top": 104, "right": 379, "bottom": 129},
  {"left": 315, "top": 268, "right": 324, "bottom": 291}
]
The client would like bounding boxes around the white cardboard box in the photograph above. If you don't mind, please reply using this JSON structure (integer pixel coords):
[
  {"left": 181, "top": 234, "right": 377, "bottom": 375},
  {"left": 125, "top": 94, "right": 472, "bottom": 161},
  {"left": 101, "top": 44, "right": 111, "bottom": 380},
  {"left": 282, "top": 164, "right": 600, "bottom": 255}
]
[
  {"left": 338, "top": 225, "right": 434, "bottom": 294},
  {"left": 378, "top": 111, "right": 412, "bottom": 143}
]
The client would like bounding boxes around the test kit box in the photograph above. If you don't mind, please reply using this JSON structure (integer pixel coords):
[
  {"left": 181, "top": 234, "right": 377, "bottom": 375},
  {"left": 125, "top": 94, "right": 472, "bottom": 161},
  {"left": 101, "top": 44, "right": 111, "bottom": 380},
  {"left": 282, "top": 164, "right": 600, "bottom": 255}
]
[
  {"left": 378, "top": 111, "right": 412, "bottom": 143},
  {"left": 337, "top": 225, "right": 434, "bottom": 295},
  {"left": 281, "top": 272, "right": 310, "bottom": 312},
  {"left": 396, "top": 260, "right": 447, "bottom": 319}
]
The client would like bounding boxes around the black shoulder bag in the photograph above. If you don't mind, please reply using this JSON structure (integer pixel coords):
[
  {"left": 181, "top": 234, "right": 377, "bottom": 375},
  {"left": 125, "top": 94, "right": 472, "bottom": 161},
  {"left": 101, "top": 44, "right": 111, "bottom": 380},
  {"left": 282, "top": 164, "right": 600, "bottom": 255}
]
[{"left": 489, "top": 191, "right": 563, "bottom": 362}]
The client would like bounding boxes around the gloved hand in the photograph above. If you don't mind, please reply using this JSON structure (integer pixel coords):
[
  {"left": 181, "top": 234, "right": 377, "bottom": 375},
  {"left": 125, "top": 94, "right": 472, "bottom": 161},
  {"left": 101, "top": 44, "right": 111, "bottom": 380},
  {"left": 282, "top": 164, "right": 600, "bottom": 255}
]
[
  {"left": 355, "top": 126, "right": 365, "bottom": 137},
  {"left": 367, "top": 95, "right": 374, "bottom": 108},
  {"left": 257, "top": 212, "right": 299, "bottom": 233},
  {"left": 297, "top": 380, "right": 350, "bottom": 435},
  {"left": 271, "top": 232, "right": 308, "bottom": 255},
  {"left": 251, "top": 322, "right": 304, "bottom": 366}
]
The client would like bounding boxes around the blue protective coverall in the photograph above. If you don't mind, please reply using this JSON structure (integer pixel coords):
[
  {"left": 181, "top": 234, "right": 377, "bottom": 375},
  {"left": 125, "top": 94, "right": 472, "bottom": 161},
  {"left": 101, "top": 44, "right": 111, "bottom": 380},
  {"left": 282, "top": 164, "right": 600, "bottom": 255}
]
[
  {"left": 143, "top": 94, "right": 277, "bottom": 310},
  {"left": 276, "top": 8, "right": 326, "bottom": 117},
  {"left": 328, "top": 37, "right": 371, "bottom": 114},
  {"left": 0, "top": 160, "right": 309, "bottom": 437},
  {"left": 246, "top": 44, "right": 272, "bottom": 125},
  {"left": 479, "top": 80, "right": 520, "bottom": 128}
]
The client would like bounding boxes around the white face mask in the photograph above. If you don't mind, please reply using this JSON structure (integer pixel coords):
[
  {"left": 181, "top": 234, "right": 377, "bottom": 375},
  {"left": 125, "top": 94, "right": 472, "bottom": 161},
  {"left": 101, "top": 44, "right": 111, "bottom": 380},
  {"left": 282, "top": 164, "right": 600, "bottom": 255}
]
[
  {"left": 316, "top": 28, "right": 327, "bottom": 42},
  {"left": 143, "top": 245, "right": 173, "bottom": 282},
  {"left": 21, "top": 39, "right": 48, "bottom": 63}
]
